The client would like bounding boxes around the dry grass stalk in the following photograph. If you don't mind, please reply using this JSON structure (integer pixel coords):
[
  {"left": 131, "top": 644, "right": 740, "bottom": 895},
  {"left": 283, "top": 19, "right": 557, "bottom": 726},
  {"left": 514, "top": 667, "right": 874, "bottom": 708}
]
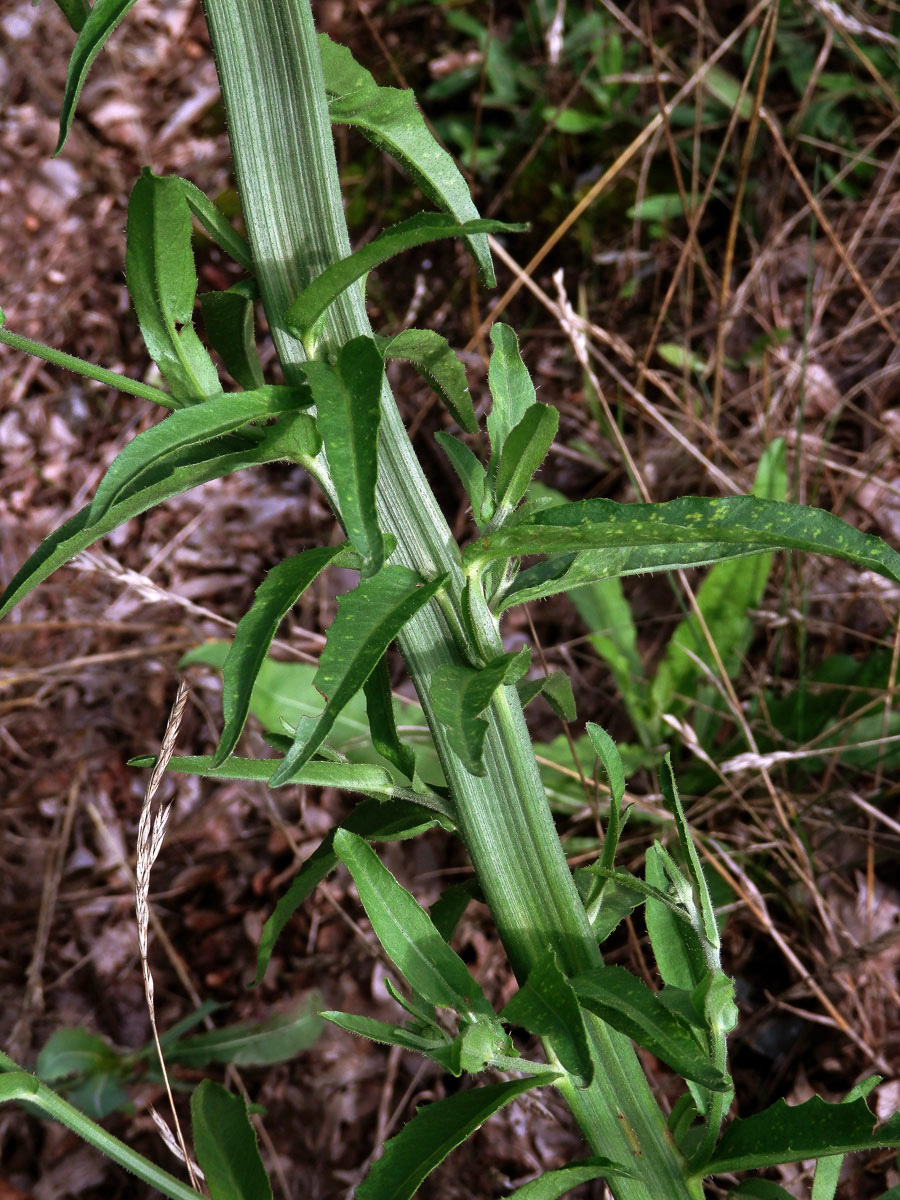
[{"left": 134, "top": 682, "right": 201, "bottom": 1192}]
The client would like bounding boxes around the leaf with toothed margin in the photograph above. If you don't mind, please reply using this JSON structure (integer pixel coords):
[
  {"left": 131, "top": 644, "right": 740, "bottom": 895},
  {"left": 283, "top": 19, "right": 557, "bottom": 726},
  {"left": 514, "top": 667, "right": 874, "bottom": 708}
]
[
  {"left": 284, "top": 214, "right": 524, "bottom": 349},
  {"left": 318, "top": 33, "right": 496, "bottom": 287},
  {"left": 269, "top": 567, "right": 446, "bottom": 786}
]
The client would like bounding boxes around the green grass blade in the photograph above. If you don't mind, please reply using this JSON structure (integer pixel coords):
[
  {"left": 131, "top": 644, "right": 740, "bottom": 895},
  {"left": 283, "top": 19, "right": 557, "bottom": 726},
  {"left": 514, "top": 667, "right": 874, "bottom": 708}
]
[
  {"left": 318, "top": 32, "right": 496, "bottom": 286},
  {"left": 191, "top": 1080, "right": 273, "bottom": 1200},
  {"left": 284, "top": 214, "right": 524, "bottom": 350},
  {"left": 467, "top": 496, "right": 900, "bottom": 588},
  {"left": 381, "top": 329, "right": 477, "bottom": 433},
  {"left": 269, "top": 567, "right": 446, "bottom": 785},
  {"left": 213, "top": 546, "right": 343, "bottom": 765},
  {"left": 430, "top": 649, "right": 531, "bottom": 776},
  {"left": 697, "top": 1097, "right": 900, "bottom": 1177},
  {"left": 334, "top": 828, "right": 495, "bottom": 1020},
  {"left": 500, "top": 950, "right": 594, "bottom": 1084},
  {"left": 572, "top": 965, "right": 730, "bottom": 1092},
  {"left": 126, "top": 169, "right": 221, "bottom": 403},
  {"left": 356, "top": 1076, "right": 559, "bottom": 1200},
  {"left": 54, "top": 0, "right": 140, "bottom": 154},
  {"left": 302, "top": 337, "right": 385, "bottom": 573},
  {"left": 486, "top": 324, "right": 537, "bottom": 475}
]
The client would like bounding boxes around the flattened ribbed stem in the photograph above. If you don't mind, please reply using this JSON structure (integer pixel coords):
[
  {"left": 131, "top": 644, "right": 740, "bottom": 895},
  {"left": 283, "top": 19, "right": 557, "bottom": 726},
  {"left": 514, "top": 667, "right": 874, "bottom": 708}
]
[{"left": 201, "top": 3, "right": 701, "bottom": 1196}]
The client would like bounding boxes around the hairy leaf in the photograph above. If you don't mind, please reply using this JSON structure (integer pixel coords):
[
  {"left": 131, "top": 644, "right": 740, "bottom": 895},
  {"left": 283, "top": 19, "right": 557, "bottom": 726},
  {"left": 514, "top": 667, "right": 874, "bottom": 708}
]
[
  {"left": 363, "top": 657, "right": 417, "bottom": 781},
  {"left": 486, "top": 324, "right": 536, "bottom": 478},
  {"left": 494, "top": 404, "right": 559, "bottom": 514},
  {"left": 178, "top": 178, "right": 254, "bottom": 272},
  {"left": 435, "top": 432, "right": 488, "bottom": 525},
  {"left": 269, "top": 568, "right": 445, "bottom": 785},
  {"left": 318, "top": 33, "right": 495, "bottom": 286},
  {"left": 50, "top": 0, "right": 90, "bottom": 33},
  {"left": 517, "top": 670, "right": 576, "bottom": 722},
  {"left": 430, "top": 649, "right": 531, "bottom": 776},
  {"left": 168, "top": 998, "right": 322, "bottom": 1067},
  {"left": 201, "top": 284, "right": 265, "bottom": 391},
  {"left": 191, "top": 1080, "right": 272, "bottom": 1200},
  {"left": 284, "top": 214, "right": 523, "bottom": 349},
  {"left": 322, "top": 1012, "right": 463, "bottom": 1076},
  {"left": 508, "top": 1157, "right": 638, "bottom": 1198},
  {"left": 501, "top": 950, "right": 593, "bottom": 1085},
  {"left": 381, "top": 329, "right": 477, "bottom": 433},
  {"left": 334, "top": 829, "right": 494, "bottom": 1020},
  {"left": 55, "top": 0, "right": 140, "bottom": 154}
]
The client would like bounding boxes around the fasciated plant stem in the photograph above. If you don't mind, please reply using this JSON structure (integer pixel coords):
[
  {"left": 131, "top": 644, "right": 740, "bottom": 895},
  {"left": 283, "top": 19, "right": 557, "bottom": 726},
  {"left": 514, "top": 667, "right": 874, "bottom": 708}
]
[{"left": 200, "top": 2, "right": 699, "bottom": 1195}]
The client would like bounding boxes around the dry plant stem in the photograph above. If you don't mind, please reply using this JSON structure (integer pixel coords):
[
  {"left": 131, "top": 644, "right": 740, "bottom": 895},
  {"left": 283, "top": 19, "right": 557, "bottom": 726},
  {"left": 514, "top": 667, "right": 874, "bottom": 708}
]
[{"left": 200, "top": 1, "right": 699, "bottom": 1195}]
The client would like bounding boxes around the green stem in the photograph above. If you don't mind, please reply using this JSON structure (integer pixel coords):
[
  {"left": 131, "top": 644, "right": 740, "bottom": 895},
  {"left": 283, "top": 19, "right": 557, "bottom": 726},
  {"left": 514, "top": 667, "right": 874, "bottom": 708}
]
[
  {"left": 200, "top": 2, "right": 701, "bottom": 1196},
  {"left": 0, "top": 1052, "right": 198, "bottom": 1200},
  {"left": 0, "top": 325, "right": 175, "bottom": 409}
]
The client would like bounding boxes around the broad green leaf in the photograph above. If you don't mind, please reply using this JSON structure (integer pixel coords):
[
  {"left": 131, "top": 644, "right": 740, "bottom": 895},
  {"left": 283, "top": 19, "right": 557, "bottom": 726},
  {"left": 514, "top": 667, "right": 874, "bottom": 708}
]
[
  {"left": 0, "top": 1065, "right": 199, "bottom": 1200},
  {"left": 494, "top": 404, "right": 559, "bottom": 514},
  {"left": 177, "top": 178, "right": 254, "bottom": 273},
  {"left": 191, "top": 1080, "right": 273, "bottom": 1200},
  {"left": 167, "top": 997, "right": 322, "bottom": 1067},
  {"left": 0, "top": 421, "right": 304, "bottom": 621},
  {"left": 269, "top": 567, "right": 446, "bottom": 786},
  {"left": 318, "top": 33, "right": 495, "bottom": 287},
  {"left": 64, "top": 1073, "right": 132, "bottom": 1121},
  {"left": 486, "top": 324, "right": 536, "bottom": 472},
  {"left": 700, "top": 1096, "right": 900, "bottom": 1177},
  {"left": 364, "top": 657, "right": 417, "bottom": 781},
  {"left": 301, "top": 337, "right": 384, "bottom": 573},
  {"left": 811, "top": 1076, "right": 881, "bottom": 1200},
  {"left": 704, "top": 65, "right": 754, "bottom": 120},
  {"left": 55, "top": 0, "right": 140, "bottom": 154},
  {"left": 50, "top": 0, "right": 90, "bottom": 33},
  {"left": 645, "top": 844, "right": 707, "bottom": 993},
  {"left": 571, "top": 965, "right": 730, "bottom": 1091},
  {"left": 430, "top": 649, "right": 531, "bottom": 776},
  {"left": 500, "top": 951, "right": 594, "bottom": 1085},
  {"left": 435, "top": 432, "right": 488, "bottom": 525},
  {"left": 517, "top": 670, "right": 576, "bottom": 722},
  {"left": 356, "top": 1076, "right": 559, "bottom": 1200},
  {"left": 381, "top": 329, "right": 477, "bottom": 433},
  {"left": 471, "top": 496, "right": 900, "bottom": 593},
  {"left": 284, "top": 214, "right": 523, "bottom": 349},
  {"left": 201, "top": 284, "right": 265, "bottom": 391},
  {"left": 334, "top": 829, "right": 494, "bottom": 1021},
  {"left": 627, "top": 193, "right": 684, "bottom": 223},
  {"left": 213, "top": 546, "right": 341, "bottom": 765},
  {"left": 651, "top": 440, "right": 786, "bottom": 719},
  {"left": 88, "top": 389, "right": 305, "bottom": 521},
  {"left": 253, "top": 799, "right": 444, "bottom": 985},
  {"left": 36, "top": 1030, "right": 118, "bottom": 1081},
  {"left": 508, "top": 1157, "right": 638, "bottom": 1198},
  {"left": 125, "top": 169, "right": 221, "bottom": 404},
  {"left": 322, "top": 1012, "right": 463, "bottom": 1076}
]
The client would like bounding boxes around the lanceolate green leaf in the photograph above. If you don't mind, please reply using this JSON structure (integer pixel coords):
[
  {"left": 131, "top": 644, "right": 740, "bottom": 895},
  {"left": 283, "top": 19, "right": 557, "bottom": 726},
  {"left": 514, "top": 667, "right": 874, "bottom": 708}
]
[
  {"left": 0, "top": 422, "right": 304, "bottom": 621},
  {"left": 517, "top": 670, "right": 576, "bottom": 722},
  {"left": 125, "top": 169, "right": 221, "bottom": 404},
  {"left": 494, "top": 404, "right": 559, "bottom": 514},
  {"left": 318, "top": 33, "right": 496, "bottom": 287},
  {"left": 500, "top": 950, "right": 594, "bottom": 1085},
  {"left": 284, "top": 214, "right": 524, "bottom": 350},
  {"left": 363, "top": 657, "right": 418, "bottom": 781},
  {"left": 469, "top": 496, "right": 900, "bottom": 590},
  {"left": 586, "top": 722, "right": 625, "bottom": 873},
  {"left": 201, "top": 284, "right": 265, "bottom": 391},
  {"left": 508, "top": 1157, "right": 639, "bottom": 1198},
  {"left": 178, "top": 178, "right": 254, "bottom": 273},
  {"left": 213, "top": 546, "right": 342, "bottom": 765},
  {"left": 572, "top": 965, "right": 730, "bottom": 1091},
  {"left": 128, "top": 753, "right": 407, "bottom": 800},
  {"left": 321, "top": 1012, "right": 462, "bottom": 1076},
  {"left": 698, "top": 1097, "right": 900, "bottom": 1178},
  {"left": 50, "top": 0, "right": 90, "bottom": 34},
  {"left": 644, "top": 844, "right": 707, "bottom": 993},
  {"left": 381, "top": 329, "right": 477, "bottom": 433},
  {"left": 334, "top": 828, "right": 495, "bottom": 1021},
  {"left": 54, "top": 0, "right": 140, "bottom": 154},
  {"left": 269, "top": 567, "right": 446, "bottom": 785},
  {"left": 430, "top": 649, "right": 531, "bottom": 776},
  {"left": 486, "top": 324, "right": 537, "bottom": 473},
  {"left": 302, "top": 337, "right": 385, "bottom": 573},
  {"left": 167, "top": 997, "right": 322, "bottom": 1067},
  {"left": 253, "top": 799, "right": 445, "bottom": 986},
  {"left": 356, "top": 1076, "right": 559, "bottom": 1200},
  {"left": 811, "top": 1077, "right": 881, "bottom": 1200},
  {"left": 191, "top": 1080, "right": 273, "bottom": 1200},
  {"left": 435, "top": 432, "right": 487, "bottom": 525},
  {"left": 89, "top": 388, "right": 306, "bottom": 521}
]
